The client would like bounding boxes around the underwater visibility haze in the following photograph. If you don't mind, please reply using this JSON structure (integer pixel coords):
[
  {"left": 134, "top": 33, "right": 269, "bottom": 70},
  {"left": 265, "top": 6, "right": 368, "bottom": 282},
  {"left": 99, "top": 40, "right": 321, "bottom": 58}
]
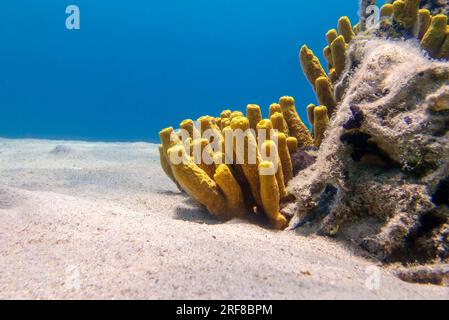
[{"left": 0, "top": 0, "right": 357, "bottom": 142}]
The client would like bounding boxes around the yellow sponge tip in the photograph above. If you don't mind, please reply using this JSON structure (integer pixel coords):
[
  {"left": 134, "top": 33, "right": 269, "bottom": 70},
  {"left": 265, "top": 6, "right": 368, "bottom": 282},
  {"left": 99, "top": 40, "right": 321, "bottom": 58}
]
[
  {"left": 270, "top": 112, "right": 284, "bottom": 122},
  {"left": 258, "top": 161, "right": 275, "bottom": 173},
  {"left": 167, "top": 144, "right": 186, "bottom": 160},
  {"left": 221, "top": 110, "right": 232, "bottom": 119},
  {"left": 380, "top": 4, "right": 394, "bottom": 17},
  {"left": 214, "top": 163, "right": 229, "bottom": 176},
  {"left": 279, "top": 96, "right": 295, "bottom": 108},
  {"left": 269, "top": 103, "right": 282, "bottom": 116},
  {"left": 180, "top": 119, "right": 194, "bottom": 126},
  {"left": 286, "top": 137, "right": 299, "bottom": 153},
  {"left": 159, "top": 127, "right": 174, "bottom": 136},
  {"left": 257, "top": 119, "right": 273, "bottom": 129},
  {"left": 247, "top": 104, "right": 261, "bottom": 112},
  {"left": 432, "top": 14, "right": 449, "bottom": 28},
  {"left": 314, "top": 105, "right": 329, "bottom": 117},
  {"left": 230, "top": 116, "right": 250, "bottom": 131},
  {"left": 338, "top": 16, "right": 355, "bottom": 43},
  {"left": 326, "top": 29, "right": 338, "bottom": 46},
  {"left": 277, "top": 132, "right": 287, "bottom": 141},
  {"left": 230, "top": 111, "right": 244, "bottom": 120}
]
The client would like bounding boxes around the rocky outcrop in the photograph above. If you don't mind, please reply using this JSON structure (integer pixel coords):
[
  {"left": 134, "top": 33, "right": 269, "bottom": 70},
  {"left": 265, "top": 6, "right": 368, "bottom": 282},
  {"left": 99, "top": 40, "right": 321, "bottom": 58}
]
[{"left": 288, "top": 38, "right": 449, "bottom": 266}]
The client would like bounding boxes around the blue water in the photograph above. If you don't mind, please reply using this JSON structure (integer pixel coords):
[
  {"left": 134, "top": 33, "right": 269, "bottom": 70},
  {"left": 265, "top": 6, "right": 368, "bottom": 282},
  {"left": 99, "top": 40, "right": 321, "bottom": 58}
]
[{"left": 0, "top": 0, "right": 358, "bottom": 142}]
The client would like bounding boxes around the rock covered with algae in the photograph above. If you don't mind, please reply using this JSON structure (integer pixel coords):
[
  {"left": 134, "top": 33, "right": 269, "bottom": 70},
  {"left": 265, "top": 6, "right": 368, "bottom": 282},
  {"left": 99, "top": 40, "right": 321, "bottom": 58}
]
[
  {"left": 288, "top": 38, "right": 449, "bottom": 268},
  {"left": 282, "top": 0, "right": 449, "bottom": 284}
]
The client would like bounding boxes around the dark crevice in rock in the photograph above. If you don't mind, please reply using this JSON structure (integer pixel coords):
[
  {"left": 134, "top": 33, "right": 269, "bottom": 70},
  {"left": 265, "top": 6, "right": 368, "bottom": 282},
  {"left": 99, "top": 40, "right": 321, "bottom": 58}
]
[
  {"left": 343, "top": 105, "right": 365, "bottom": 130},
  {"left": 340, "top": 132, "right": 397, "bottom": 169},
  {"left": 388, "top": 210, "right": 447, "bottom": 264},
  {"left": 293, "top": 185, "right": 338, "bottom": 229},
  {"left": 430, "top": 118, "right": 449, "bottom": 138},
  {"left": 432, "top": 176, "right": 449, "bottom": 206}
]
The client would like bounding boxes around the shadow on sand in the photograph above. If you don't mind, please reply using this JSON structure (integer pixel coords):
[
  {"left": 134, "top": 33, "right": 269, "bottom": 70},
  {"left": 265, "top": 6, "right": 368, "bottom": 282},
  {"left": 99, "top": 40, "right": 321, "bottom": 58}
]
[
  {"left": 156, "top": 190, "right": 182, "bottom": 196},
  {"left": 173, "top": 197, "right": 222, "bottom": 225},
  {"left": 173, "top": 196, "right": 280, "bottom": 230}
]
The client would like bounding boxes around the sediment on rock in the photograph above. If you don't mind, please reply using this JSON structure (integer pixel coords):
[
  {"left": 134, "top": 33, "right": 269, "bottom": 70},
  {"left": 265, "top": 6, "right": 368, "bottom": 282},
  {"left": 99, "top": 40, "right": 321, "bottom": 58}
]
[{"left": 288, "top": 38, "right": 449, "bottom": 278}]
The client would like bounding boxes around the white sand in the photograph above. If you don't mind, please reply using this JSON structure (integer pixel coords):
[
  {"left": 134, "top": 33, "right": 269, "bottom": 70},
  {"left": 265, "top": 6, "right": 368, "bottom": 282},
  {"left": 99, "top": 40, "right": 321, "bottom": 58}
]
[{"left": 0, "top": 138, "right": 448, "bottom": 300}]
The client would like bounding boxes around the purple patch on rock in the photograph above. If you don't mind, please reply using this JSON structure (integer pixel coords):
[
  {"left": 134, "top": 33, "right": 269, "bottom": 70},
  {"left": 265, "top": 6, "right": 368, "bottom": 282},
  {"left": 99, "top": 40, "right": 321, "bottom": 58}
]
[{"left": 291, "top": 149, "right": 316, "bottom": 176}]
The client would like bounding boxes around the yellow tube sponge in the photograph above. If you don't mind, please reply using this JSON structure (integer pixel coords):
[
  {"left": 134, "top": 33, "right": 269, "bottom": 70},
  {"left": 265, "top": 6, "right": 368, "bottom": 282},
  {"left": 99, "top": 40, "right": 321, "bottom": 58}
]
[
  {"left": 397, "top": 0, "right": 420, "bottom": 30},
  {"left": 416, "top": 9, "right": 431, "bottom": 40},
  {"left": 158, "top": 145, "right": 182, "bottom": 191},
  {"left": 214, "top": 164, "right": 247, "bottom": 219},
  {"left": 421, "top": 14, "right": 448, "bottom": 58},
  {"left": 214, "top": 117, "right": 222, "bottom": 129},
  {"left": 184, "top": 137, "right": 193, "bottom": 156},
  {"left": 213, "top": 152, "right": 226, "bottom": 168},
  {"left": 270, "top": 112, "right": 290, "bottom": 136},
  {"left": 257, "top": 119, "right": 273, "bottom": 141},
  {"left": 222, "top": 127, "right": 236, "bottom": 165},
  {"left": 192, "top": 139, "right": 216, "bottom": 179},
  {"left": 313, "top": 106, "right": 330, "bottom": 147},
  {"left": 338, "top": 16, "right": 355, "bottom": 43},
  {"left": 198, "top": 116, "right": 224, "bottom": 150},
  {"left": 300, "top": 45, "right": 328, "bottom": 92},
  {"left": 221, "top": 110, "right": 231, "bottom": 120},
  {"left": 259, "top": 161, "right": 288, "bottom": 230},
  {"left": 306, "top": 104, "right": 315, "bottom": 128},
  {"left": 276, "top": 133, "right": 293, "bottom": 183},
  {"left": 329, "top": 68, "right": 338, "bottom": 83},
  {"left": 393, "top": 1, "right": 406, "bottom": 25},
  {"left": 180, "top": 119, "right": 199, "bottom": 139},
  {"left": 315, "top": 76, "right": 337, "bottom": 116},
  {"left": 168, "top": 145, "right": 228, "bottom": 219},
  {"left": 286, "top": 137, "right": 299, "bottom": 154},
  {"left": 197, "top": 116, "right": 211, "bottom": 135},
  {"left": 438, "top": 27, "right": 449, "bottom": 60},
  {"left": 391, "top": 0, "right": 420, "bottom": 31},
  {"left": 326, "top": 29, "right": 339, "bottom": 46},
  {"left": 230, "top": 116, "right": 263, "bottom": 207},
  {"left": 247, "top": 104, "right": 263, "bottom": 132},
  {"left": 330, "top": 35, "right": 347, "bottom": 78},
  {"left": 230, "top": 111, "right": 244, "bottom": 120},
  {"left": 323, "top": 46, "right": 333, "bottom": 68},
  {"left": 269, "top": 103, "right": 282, "bottom": 117},
  {"left": 380, "top": 4, "right": 394, "bottom": 18},
  {"left": 160, "top": 127, "right": 182, "bottom": 155},
  {"left": 279, "top": 96, "right": 313, "bottom": 148},
  {"left": 261, "top": 140, "right": 286, "bottom": 200},
  {"left": 221, "top": 118, "right": 231, "bottom": 131}
]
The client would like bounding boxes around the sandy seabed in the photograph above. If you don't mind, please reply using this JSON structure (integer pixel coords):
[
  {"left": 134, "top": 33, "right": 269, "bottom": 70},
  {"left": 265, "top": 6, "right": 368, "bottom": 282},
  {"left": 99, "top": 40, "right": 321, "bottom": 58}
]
[{"left": 0, "top": 138, "right": 448, "bottom": 300}]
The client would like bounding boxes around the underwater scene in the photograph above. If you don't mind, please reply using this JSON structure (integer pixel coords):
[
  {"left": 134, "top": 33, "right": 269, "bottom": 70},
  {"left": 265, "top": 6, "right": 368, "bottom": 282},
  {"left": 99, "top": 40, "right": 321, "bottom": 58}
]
[{"left": 1, "top": 0, "right": 449, "bottom": 302}]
